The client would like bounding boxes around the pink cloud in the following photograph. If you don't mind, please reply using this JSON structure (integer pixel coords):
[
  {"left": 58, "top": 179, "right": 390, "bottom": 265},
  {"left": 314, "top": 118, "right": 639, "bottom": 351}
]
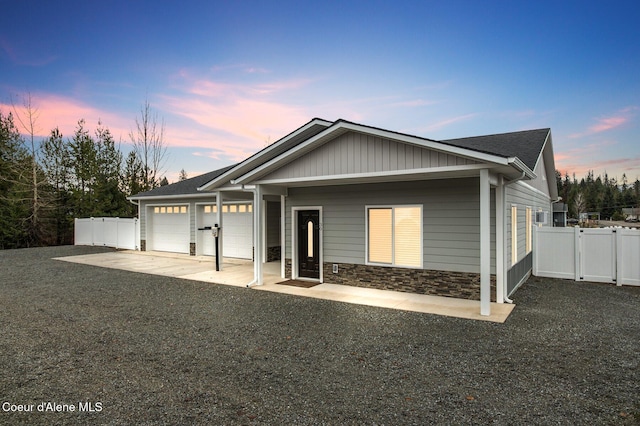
[
  {"left": 0, "top": 94, "right": 132, "bottom": 141},
  {"left": 389, "top": 99, "right": 437, "bottom": 108},
  {"left": 555, "top": 140, "right": 639, "bottom": 180},
  {"left": 588, "top": 116, "right": 627, "bottom": 133},
  {"left": 422, "top": 113, "right": 478, "bottom": 132},
  {"left": 569, "top": 107, "right": 637, "bottom": 138}
]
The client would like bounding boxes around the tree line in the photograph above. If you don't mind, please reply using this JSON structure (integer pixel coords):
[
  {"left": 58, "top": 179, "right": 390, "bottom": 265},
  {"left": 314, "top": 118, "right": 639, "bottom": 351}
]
[
  {"left": 556, "top": 170, "right": 640, "bottom": 220},
  {"left": 0, "top": 96, "right": 174, "bottom": 249}
]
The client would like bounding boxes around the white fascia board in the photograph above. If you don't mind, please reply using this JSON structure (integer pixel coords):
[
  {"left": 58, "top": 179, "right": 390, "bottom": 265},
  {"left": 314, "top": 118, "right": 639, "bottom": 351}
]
[
  {"left": 507, "top": 157, "right": 536, "bottom": 179},
  {"left": 197, "top": 118, "right": 333, "bottom": 191},
  {"left": 128, "top": 193, "right": 218, "bottom": 201},
  {"left": 253, "top": 164, "right": 492, "bottom": 186},
  {"left": 234, "top": 121, "right": 512, "bottom": 185},
  {"left": 513, "top": 180, "right": 553, "bottom": 200}
]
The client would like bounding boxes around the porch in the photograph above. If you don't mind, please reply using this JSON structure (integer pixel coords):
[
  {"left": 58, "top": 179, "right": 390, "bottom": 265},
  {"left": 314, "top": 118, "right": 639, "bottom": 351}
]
[{"left": 55, "top": 250, "right": 514, "bottom": 322}]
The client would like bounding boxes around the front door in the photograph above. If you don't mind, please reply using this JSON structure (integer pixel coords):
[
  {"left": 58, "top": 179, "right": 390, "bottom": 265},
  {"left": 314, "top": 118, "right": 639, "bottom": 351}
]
[{"left": 297, "top": 210, "right": 320, "bottom": 279}]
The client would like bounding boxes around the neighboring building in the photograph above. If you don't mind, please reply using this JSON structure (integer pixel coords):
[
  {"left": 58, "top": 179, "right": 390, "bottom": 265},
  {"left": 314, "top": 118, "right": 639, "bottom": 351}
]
[
  {"left": 553, "top": 202, "right": 568, "bottom": 227},
  {"left": 622, "top": 208, "right": 639, "bottom": 222},
  {"left": 129, "top": 119, "right": 558, "bottom": 316}
]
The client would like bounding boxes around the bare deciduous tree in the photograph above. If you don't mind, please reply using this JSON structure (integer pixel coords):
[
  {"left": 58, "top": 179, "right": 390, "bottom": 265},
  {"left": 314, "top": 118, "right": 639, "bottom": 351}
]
[
  {"left": 129, "top": 98, "right": 168, "bottom": 191},
  {"left": 11, "top": 93, "right": 50, "bottom": 243}
]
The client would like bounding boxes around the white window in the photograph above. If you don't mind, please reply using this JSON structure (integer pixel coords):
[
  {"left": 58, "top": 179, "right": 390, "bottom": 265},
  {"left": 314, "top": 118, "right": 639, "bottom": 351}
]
[{"left": 367, "top": 206, "right": 422, "bottom": 268}]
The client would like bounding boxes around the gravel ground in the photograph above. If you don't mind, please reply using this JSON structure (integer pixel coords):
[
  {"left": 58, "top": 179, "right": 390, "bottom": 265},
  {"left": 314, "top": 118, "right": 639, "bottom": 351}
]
[{"left": 1, "top": 245, "right": 639, "bottom": 425}]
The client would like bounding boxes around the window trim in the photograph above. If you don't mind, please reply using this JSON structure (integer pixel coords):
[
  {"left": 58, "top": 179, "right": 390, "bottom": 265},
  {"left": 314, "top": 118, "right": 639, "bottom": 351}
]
[
  {"left": 365, "top": 204, "right": 423, "bottom": 269},
  {"left": 511, "top": 204, "right": 518, "bottom": 266},
  {"left": 526, "top": 206, "right": 532, "bottom": 254}
]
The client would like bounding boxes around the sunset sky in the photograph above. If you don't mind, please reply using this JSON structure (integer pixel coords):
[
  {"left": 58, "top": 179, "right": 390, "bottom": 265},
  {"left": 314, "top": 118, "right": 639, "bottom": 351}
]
[{"left": 1, "top": 1, "right": 639, "bottom": 183}]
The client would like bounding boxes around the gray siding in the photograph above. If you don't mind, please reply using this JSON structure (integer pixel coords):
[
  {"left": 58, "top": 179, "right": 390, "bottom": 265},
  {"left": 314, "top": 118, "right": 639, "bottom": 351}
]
[
  {"left": 529, "top": 154, "right": 551, "bottom": 196},
  {"left": 505, "top": 181, "right": 552, "bottom": 268},
  {"left": 285, "top": 178, "right": 496, "bottom": 274},
  {"left": 264, "top": 131, "right": 480, "bottom": 181},
  {"left": 266, "top": 200, "right": 280, "bottom": 247}
]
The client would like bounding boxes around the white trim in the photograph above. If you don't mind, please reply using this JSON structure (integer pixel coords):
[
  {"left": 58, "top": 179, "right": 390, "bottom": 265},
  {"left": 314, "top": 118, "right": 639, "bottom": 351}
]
[
  {"left": 280, "top": 195, "right": 286, "bottom": 279},
  {"left": 495, "top": 174, "right": 505, "bottom": 304},
  {"left": 261, "top": 198, "right": 267, "bottom": 263},
  {"left": 480, "top": 169, "right": 491, "bottom": 316},
  {"left": 364, "top": 204, "right": 424, "bottom": 269},
  {"left": 513, "top": 179, "right": 550, "bottom": 199},
  {"left": 511, "top": 204, "right": 518, "bottom": 267},
  {"left": 291, "top": 206, "right": 323, "bottom": 282},
  {"left": 234, "top": 121, "right": 514, "bottom": 184}
]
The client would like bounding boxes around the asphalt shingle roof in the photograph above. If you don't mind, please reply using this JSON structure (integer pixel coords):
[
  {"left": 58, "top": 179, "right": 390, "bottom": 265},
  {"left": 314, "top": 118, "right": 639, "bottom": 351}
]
[
  {"left": 131, "top": 126, "right": 550, "bottom": 199},
  {"left": 441, "top": 128, "right": 550, "bottom": 171},
  {"left": 130, "top": 164, "right": 236, "bottom": 198}
]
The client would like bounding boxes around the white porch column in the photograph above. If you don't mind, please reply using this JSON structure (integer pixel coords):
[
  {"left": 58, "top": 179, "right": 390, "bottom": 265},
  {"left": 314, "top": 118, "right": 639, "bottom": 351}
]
[
  {"left": 495, "top": 174, "right": 505, "bottom": 304},
  {"left": 253, "top": 185, "right": 264, "bottom": 285},
  {"left": 280, "top": 194, "right": 286, "bottom": 279},
  {"left": 216, "top": 191, "right": 223, "bottom": 270},
  {"left": 480, "top": 169, "right": 491, "bottom": 316}
]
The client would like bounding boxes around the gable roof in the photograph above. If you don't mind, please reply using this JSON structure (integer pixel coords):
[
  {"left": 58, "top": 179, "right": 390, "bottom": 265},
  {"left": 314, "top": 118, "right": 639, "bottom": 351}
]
[
  {"left": 442, "top": 128, "right": 550, "bottom": 171},
  {"left": 130, "top": 119, "right": 557, "bottom": 200},
  {"left": 198, "top": 118, "right": 333, "bottom": 191},
  {"left": 230, "top": 119, "right": 538, "bottom": 185},
  {"left": 128, "top": 164, "right": 235, "bottom": 199}
]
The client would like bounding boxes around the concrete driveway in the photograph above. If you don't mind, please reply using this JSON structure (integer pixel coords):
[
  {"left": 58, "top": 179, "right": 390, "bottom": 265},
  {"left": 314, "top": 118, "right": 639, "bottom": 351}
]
[{"left": 56, "top": 249, "right": 515, "bottom": 322}]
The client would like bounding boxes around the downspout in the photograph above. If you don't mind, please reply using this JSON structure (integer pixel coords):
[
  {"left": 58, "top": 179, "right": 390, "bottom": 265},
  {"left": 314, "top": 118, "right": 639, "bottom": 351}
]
[{"left": 502, "top": 171, "right": 526, "bottom": 304}]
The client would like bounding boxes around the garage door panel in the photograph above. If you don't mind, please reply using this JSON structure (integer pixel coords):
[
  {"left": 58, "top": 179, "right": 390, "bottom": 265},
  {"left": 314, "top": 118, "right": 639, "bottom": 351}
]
[
  {"left": 202, "top": 204, "right": 253, "bottom": 259},
  {"left": 150, "top": 206, "right": 189, "bottom": 253}
]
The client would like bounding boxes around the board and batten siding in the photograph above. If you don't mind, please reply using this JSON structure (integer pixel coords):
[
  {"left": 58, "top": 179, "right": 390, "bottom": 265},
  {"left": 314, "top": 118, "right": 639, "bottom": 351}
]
[
  {"left": 285, "top": 178, "right": 496, "bottom": 274},
  {"left": 263, "top": 131, "right": 480, "bottom": 181},
  {"left": 505, "top": 181, "right": 552, "bottom": 268}
]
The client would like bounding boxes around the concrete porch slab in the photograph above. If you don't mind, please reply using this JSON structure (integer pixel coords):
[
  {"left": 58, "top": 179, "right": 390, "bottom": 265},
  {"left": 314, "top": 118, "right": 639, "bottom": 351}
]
[{"left": 55, "top": 250, "right": 515, "bottom": 323}]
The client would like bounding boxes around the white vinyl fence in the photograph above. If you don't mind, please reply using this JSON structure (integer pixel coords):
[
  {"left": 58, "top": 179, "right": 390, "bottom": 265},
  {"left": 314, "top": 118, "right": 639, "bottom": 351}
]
[
  {"left": 533, "top": 226, "right": 640, "bottom": 286},
  {"left": 74, "top": 217, "right": 140, "bottom": 250}
]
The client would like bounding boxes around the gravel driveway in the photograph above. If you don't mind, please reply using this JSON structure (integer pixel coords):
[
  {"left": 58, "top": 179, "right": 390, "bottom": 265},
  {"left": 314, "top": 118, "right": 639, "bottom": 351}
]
[{"left": 1, "top": 246, "right": 639, "bottom": 425}]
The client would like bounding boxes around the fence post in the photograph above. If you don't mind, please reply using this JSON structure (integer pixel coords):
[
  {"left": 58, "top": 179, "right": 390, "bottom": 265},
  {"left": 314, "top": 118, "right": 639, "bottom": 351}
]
[
  {"left": 615, "top": 229, "right": 622, "bottom": 286},
  {"left": 574, "top": 226, "right": 581, "bottom": 281},
  {"left": 532, "top": 226, "right": 538, "bottom": 276}
]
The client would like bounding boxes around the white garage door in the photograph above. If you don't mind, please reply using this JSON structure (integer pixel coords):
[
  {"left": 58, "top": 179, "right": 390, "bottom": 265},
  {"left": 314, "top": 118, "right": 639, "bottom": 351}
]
[
  {"left": 150, "top": 205, "right": 189, "bottom": 253},
  {"left": 201, "top": 203, "right": 253, "bottom": 259}
]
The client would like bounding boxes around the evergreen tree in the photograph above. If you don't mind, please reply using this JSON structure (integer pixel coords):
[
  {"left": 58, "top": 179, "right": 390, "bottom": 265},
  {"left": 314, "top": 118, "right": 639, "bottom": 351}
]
[
  {"left": 69, "top": 119, "right": 98, "bottom": 217},
  {"left": 41, "top": 127, "right": 73, "bottom": 244},
  {"left": 94, "top": 122, "right": 127, "bottom": 216},
  {"left": 0, "top": 112, "right": 32, "bottom": 248}
]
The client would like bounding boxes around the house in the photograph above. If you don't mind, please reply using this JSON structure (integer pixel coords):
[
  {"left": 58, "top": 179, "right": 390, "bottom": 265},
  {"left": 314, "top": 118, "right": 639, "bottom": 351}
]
[
  {"left": 622, "top": 208, "right": 639, "bottom": 222},
  {"left": 128, "top": 118, "right": 558, "bottom": 316}
]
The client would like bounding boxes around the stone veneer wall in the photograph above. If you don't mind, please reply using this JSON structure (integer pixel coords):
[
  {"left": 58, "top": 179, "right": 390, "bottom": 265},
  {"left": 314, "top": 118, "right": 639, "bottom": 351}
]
[
  {"left": 140, "top": 239, "right": 146, "bottom": 251},
  {"left": 284, "top": 259, "right": 495, "bottom": 301},
  {"left": 190, "top": 243, "right": 196, "bottom": 256},
  {"left": 267, "top": 246, "right": 281, "bottom": 262}
]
